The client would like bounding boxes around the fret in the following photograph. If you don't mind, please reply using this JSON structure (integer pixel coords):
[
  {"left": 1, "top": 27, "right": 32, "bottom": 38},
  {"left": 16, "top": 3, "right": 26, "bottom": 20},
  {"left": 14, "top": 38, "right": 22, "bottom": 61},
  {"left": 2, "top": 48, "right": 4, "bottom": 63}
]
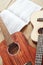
[
  {"left": 35, "top": 60, "right": 42, "bottom": 63},
  {"left": 35, "top": 63, "right": 42, "bottom": 65},
  {"left": 35, "top": 56, "right": 42, "bottom": 62},
  {"left": 36, "top": 49, "right": 42, "bottom": 54},
  {"left": 35, "top": 55, "right": 42, "bottom": 62},
  {"left": 36, "top": 54, "right": 42, "bottom": 58},
  {"left": 35, "top": 35, "right": 43, "bottom": 65}
]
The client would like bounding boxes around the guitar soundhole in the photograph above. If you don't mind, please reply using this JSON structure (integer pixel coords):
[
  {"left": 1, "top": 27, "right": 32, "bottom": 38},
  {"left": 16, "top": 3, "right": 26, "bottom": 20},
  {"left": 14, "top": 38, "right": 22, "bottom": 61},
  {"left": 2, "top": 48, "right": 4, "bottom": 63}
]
[
  {"left": 38, "top": 28, "right": 43, "bottom": 34},
  {"left": 8, "top": 42, "right": 19, "bottom": 55}
]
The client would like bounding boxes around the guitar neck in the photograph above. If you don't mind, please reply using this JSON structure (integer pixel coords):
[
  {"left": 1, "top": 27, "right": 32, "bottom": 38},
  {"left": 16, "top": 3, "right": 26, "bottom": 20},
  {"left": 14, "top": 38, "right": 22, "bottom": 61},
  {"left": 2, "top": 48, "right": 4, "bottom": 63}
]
[
  {"left": 35, "top": 35, "right": 43, "bottom": 65},
  {"left": 0, "top": 17, "right": 13, "bottom": 45}
]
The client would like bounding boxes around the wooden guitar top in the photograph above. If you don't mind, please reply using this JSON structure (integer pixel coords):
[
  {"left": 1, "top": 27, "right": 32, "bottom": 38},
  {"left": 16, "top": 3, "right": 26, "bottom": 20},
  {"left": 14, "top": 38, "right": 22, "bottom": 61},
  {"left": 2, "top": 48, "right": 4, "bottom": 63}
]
[{"left": 0, "top": 32, "right": 36, "bottom": 65}]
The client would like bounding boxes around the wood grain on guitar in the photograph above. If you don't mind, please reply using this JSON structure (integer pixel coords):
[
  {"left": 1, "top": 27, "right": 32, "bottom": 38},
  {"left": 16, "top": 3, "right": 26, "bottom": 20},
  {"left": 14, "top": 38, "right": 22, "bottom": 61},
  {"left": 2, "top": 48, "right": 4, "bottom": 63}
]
[{"left": 0, "top": 17, "right": 34, "bottom": 65}]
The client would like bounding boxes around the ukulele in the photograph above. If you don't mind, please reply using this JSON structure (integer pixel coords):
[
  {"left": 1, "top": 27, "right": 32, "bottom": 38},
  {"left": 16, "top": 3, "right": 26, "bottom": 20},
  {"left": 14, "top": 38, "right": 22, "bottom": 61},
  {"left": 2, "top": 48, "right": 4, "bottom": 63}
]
[
  {"left": 0, "top": 17, "right": 33, "bottom": 65},
  {"left": 31, "top": 10, "right": 43, "bottom": 65}
]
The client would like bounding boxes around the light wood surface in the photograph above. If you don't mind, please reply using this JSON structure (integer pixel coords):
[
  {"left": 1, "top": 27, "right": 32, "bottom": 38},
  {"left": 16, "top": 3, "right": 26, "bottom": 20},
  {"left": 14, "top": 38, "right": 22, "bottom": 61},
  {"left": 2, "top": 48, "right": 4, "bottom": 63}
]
[
  {"left": 0, "top": 29, "right": 4, "bottom": 43},
  {"left": 0, "top": 0, "right": 16, "bottom": 12},
  {"left": 0, "top": 56, "right": 3, "bottom": 65},
  {"left": 32, "top": 0, "right": 43, "bottom": 7},
  {"left": 21, "top": 22, "right": 37, "bottom": 48}
]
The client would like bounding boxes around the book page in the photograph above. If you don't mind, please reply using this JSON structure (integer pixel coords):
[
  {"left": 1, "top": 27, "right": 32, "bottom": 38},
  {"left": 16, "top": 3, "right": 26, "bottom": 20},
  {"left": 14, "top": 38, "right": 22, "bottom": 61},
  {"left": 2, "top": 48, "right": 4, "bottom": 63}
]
[
  {"left": 8, "top": 0, "right": 42, "bottom": 24},
  {"left": 0, "top": 10, "right": 26, "bottom": 34}
]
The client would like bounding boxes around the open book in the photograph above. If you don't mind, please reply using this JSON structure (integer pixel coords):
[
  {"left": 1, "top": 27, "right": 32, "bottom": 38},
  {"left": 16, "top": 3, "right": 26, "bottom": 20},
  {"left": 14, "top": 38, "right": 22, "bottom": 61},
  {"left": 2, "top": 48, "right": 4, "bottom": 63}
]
[
  {"left": 8, "top": 0, "right": 41, "bottom": 23},
  {"left": 0, "top": 10, "right": 26, "bottom": 34},
  {"left": 0, "top": 0, "right": 42, "bottom": 34}
]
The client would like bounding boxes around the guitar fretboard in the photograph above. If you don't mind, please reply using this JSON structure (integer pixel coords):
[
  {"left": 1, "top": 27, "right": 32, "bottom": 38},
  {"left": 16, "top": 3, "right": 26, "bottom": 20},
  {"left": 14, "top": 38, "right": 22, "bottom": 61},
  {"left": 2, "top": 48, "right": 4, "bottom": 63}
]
[{"left": 35, "top": 35, "right": 43, "bottom": 65}]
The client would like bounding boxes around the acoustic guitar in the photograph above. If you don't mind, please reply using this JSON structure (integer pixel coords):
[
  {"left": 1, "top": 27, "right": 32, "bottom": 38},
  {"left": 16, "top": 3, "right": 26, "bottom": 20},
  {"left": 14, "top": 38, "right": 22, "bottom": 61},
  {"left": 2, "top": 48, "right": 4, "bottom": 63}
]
[
  {"left": 0, "top": 10, "right": 43, "bottom": 65},
  {"left": 0, "top": 18, "right": 33, "bottom": 65},
  {"left": 31, "top": 10, "right": 43, "bottom": 65}
]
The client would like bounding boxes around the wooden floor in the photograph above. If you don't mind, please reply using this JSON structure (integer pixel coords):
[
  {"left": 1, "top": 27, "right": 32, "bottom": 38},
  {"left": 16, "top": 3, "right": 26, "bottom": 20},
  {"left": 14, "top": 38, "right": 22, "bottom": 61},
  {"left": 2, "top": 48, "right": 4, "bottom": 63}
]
[
  {"left": 0, "top": 0, "right": 16, "bottom": 12},
  {"left": 32, "top": 0, "right": 43, "bottom": 7}
]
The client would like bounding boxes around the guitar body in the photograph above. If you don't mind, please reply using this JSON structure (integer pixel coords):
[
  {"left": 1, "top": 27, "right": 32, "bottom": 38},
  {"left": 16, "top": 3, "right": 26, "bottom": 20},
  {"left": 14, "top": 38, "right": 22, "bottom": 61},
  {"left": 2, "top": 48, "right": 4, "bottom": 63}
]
[
  {"left": 31, "top": 10, "right": 43, "bottom": 65},
  {"left": 0, "top": 32, "right": 36, "bottom": 65},
  {"left": 31, "top": 10, "right": 43, "bottom": 42}
]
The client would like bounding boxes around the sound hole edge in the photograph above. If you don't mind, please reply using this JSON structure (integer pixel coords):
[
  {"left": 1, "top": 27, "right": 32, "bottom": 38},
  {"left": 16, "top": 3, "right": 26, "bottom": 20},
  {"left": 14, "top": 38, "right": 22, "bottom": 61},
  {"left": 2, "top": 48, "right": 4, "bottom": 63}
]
[
  {"left": 38, "top": 28, "right": 43, "bottom": 34},
  {"left": 8, "top": 42, "right": 20, "bottom": 55}
]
